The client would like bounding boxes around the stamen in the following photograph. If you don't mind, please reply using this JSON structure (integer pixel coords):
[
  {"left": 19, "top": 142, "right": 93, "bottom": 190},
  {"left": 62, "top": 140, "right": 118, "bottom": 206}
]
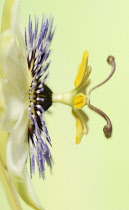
[
  {"left": 73, "top": 93, "right": 86, "bottom": 109},
  {"left": 88, "top": 56, "right": 116, "bottom": 138},
  {"left": 75, "top": 119, "right": 83, "bottom": 144}
]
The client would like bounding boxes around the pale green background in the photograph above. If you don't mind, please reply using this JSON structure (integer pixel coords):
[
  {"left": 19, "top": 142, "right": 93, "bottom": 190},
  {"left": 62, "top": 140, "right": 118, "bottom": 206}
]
[{"left": 0, "top": 0, "right": 129, "bottom": 209}]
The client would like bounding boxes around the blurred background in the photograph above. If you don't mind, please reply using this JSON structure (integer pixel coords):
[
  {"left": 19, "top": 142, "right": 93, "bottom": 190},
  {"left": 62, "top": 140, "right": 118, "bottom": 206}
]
[{"left": 0, "top": 0, "right": 129, "bottom": 209}]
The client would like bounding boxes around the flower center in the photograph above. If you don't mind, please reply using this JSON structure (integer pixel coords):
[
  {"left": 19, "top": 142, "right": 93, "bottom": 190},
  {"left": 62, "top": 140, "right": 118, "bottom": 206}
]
[{"left": 29, "top": 83, "right": 53, "bottom": 113}]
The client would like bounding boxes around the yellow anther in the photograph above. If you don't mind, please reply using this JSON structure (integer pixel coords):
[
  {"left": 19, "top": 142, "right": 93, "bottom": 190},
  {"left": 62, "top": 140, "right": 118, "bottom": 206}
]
[
  {"left": 73, "top": 93, "right": 86, "bottom": 109},
  {"left": 75, "top": 119, "right": 83, "bottom": 144},
  {"left": 74, "top": 51, "right": 89, "bottom": 88}
]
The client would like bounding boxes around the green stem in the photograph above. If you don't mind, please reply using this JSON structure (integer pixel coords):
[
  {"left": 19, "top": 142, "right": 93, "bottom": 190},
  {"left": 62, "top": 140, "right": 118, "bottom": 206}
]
[
  {"left": 0, "top": 157, "right": 22, "bottom": 210},
  {"left": 52, "top": 92, "right": 74, "bottom": 106}
]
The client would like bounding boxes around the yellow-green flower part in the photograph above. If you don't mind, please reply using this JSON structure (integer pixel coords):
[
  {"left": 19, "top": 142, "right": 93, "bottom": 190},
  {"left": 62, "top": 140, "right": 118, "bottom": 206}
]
[
  {"left": 52, "top": 51, "right": 116, "bottom": 143},
  {"left": 53, "top": 51, "right": 91, "bottom": 144}
]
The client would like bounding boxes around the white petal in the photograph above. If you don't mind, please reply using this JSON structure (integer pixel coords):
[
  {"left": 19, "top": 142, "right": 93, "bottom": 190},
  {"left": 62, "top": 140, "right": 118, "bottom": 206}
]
[
  {"left": 1, "top": 0, "right": 25, "bottom": 60},
  {"left": 1, "top": 0, "right": 22, "bottom": 33},
  {"left": 0, "top": 130, "right": 8, "bottom": 169},
  {"left": 0, "top": 31, "right": 28, "bottom": 98},
  {"left": 13, "top": 167, "right": 44, "bottom": 210},
  {"left": 6, "top": 107, "right": 29, "bottom": 180},
  {"left": 0, "top": 31, "right": 13, "bottom": 78},
  {"left": 1, "top": 79, "right": 25, "bottom": 132}
]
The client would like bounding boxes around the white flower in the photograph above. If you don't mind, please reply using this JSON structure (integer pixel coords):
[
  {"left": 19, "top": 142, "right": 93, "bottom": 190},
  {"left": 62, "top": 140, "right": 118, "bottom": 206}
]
[
  {"left": 0, "top": 0, "right": 116, "bottom": 209},
  {"left": 0, "top": 0, "right": 55, "bottom": 209}
]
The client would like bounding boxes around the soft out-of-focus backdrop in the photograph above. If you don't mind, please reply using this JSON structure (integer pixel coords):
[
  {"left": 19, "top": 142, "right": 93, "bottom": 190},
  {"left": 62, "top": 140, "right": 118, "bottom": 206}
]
[{"left": 0, "top": 0, "right": 129, "bottom": 209}]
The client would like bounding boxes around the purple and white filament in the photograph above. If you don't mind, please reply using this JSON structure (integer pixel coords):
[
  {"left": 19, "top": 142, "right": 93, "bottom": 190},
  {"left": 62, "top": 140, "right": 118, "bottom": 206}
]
[{"left": 25, "top": 15, "right": 54, "bottom": 177}]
